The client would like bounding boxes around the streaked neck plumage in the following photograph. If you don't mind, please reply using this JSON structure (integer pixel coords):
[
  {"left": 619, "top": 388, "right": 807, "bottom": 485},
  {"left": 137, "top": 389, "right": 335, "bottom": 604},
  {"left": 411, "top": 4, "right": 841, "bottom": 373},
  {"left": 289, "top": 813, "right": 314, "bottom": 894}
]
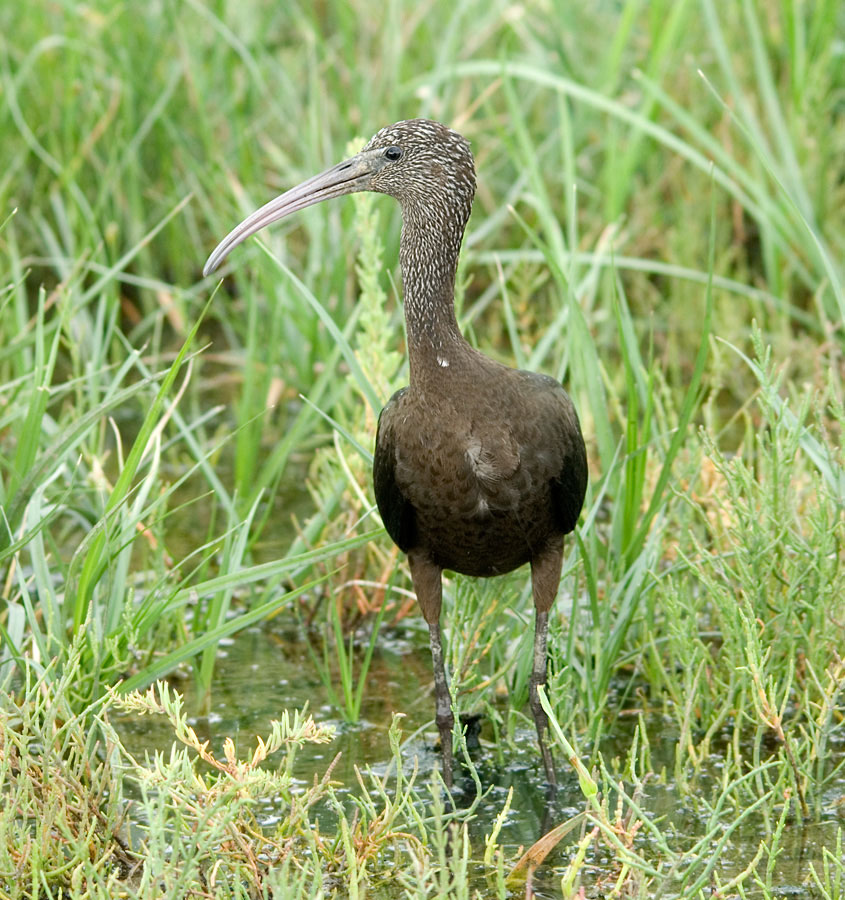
[{"left": 399, "top": 200, "right": 472, "bottom": 384}]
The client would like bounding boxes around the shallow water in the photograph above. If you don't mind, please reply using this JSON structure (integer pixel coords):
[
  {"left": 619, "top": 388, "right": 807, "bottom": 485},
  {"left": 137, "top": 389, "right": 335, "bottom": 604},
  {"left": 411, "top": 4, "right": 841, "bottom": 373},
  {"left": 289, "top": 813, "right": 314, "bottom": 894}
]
[{"left": 113, "top": 618, "right": 844, "bottom": 897}]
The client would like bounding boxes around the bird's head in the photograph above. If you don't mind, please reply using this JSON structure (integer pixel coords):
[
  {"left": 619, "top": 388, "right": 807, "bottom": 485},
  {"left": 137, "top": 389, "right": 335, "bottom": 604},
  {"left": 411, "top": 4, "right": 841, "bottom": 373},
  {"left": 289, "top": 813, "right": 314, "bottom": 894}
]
[
  {"left": 360, "top": 119, "right": 476, "bottom": 217},
  {"left": 203, "top": 118, "right": 476, "bottom": 276}
]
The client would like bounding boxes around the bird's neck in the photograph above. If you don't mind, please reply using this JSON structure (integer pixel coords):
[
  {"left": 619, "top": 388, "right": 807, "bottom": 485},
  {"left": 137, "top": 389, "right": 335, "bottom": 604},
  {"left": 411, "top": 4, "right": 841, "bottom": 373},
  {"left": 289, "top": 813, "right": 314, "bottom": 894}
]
[{"left": 399, "top": 215, "right": 470, "bottom": 384}]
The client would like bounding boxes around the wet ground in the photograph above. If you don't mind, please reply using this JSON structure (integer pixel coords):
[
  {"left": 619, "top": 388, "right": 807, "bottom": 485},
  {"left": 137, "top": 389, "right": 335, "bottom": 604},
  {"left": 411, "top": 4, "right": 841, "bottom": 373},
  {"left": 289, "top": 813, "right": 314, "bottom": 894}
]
[{"left": 113, "top": 618, "right": 845, "bottom": 897}]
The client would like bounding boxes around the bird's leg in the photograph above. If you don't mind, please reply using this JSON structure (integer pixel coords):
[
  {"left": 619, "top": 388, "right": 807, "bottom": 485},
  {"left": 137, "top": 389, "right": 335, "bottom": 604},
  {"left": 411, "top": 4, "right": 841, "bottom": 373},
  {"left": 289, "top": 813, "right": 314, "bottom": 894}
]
[
  {"left": 428, "top": 621, "right": 454, "bottom": 788},
  {"left": 408, "top": 551, "right": 454, "bottom": 788},
  {"left": 530, "top": 609, "right": 556, "bottom": 786},
  {"left": 529, "top": 541, "right": 564, "bottom": 787}
]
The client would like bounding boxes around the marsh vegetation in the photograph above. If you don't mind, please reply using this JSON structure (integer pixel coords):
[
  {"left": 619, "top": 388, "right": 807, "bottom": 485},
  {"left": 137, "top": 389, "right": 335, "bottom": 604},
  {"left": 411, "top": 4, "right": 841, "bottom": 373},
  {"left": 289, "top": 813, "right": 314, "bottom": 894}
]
[{"left": 1, "top": 0, "right": 844, "bottom": 896}]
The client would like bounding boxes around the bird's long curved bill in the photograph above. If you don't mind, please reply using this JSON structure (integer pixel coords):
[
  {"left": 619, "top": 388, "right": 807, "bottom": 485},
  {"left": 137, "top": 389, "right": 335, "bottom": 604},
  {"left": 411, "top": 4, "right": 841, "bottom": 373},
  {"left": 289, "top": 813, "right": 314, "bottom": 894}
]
[{"left": 203, "top": 153, "right": 374, "bottom": 276}]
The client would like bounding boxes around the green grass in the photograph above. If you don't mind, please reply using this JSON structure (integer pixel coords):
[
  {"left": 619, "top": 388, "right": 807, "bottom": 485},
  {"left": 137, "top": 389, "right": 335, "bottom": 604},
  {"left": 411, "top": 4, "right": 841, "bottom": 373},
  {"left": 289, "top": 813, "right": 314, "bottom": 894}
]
[{"left": 1, "top": 0, "right": 844, "bottom": 896}]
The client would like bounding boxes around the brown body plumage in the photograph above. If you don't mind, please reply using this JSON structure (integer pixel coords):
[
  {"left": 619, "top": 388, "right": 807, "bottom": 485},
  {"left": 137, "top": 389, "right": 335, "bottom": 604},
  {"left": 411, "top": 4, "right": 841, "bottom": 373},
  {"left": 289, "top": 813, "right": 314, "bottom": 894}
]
[
  {"left": 204, "top": 119, "right": 588, "bottom": 788},
  {"left": 376, "top": 356, "right": 584, "bottom": 577}
]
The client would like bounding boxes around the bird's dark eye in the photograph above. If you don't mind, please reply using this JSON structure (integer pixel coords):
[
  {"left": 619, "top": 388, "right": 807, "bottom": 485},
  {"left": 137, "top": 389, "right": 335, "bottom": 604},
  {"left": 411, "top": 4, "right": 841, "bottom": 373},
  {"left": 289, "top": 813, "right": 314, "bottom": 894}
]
[{"left": 384, "top": 146, "right": 402, "bottom": 161}]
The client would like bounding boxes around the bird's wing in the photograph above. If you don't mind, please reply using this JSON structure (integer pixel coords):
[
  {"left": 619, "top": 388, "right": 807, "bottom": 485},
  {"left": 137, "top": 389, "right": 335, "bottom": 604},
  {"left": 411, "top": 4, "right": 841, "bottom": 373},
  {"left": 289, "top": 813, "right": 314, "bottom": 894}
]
[
  {"left": 536, "top": 376, "right": 588, "bottom": 535},
  {"left": 550, "top": 434, "right": 588, "bottom": 534},
  {"left": 373, "top": 388, "right": 417, "bottom": 552},
  {"left": 506, "top": 371, "right": 588, "bottom": 534}
]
